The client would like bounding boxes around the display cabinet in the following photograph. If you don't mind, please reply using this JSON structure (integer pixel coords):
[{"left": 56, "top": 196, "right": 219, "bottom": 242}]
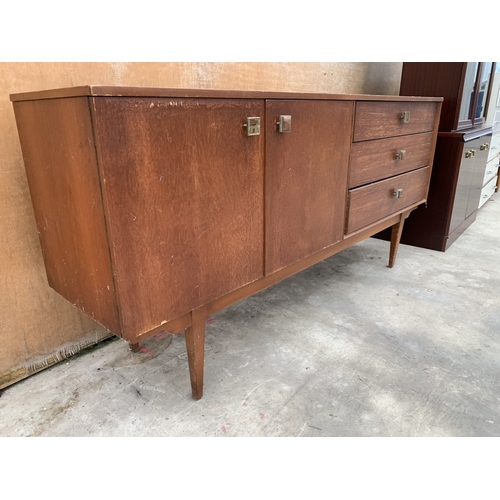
[{"left": 376, "top": 62, "right": 496, "bottom": 252}]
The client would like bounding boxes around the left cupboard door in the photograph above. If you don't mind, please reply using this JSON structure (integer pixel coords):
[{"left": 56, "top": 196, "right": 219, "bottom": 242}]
[{"left": 92, "top": 97, "right": 265, "bottom": 339}]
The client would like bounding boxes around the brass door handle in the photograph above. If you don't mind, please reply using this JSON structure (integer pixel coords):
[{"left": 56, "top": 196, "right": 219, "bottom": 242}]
[
  {"left": 243, "top": 117, "right": 261, "bottom": 136},
  {"left": 276, "top": 115, "right": 292, "bottom": 133},
  {"left": 480, "top": 143, "right": 489, "bottom": 150},
  {"left": 465, "top": 149, "right": 476, "bottom": 158}
]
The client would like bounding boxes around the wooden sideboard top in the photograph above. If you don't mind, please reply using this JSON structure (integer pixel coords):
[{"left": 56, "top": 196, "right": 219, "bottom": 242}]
[{"left": 10, "top": 85, "right": 444, "bottom": 103}]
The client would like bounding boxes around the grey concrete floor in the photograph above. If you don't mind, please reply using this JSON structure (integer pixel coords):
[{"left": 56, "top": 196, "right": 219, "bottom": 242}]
[{"left": 1, "top": 197, "right": 499, "bottom": 437}]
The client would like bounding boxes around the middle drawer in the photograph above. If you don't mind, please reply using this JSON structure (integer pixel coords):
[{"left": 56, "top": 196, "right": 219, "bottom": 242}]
[{"left": 349, "top": 132, "right": 434, "bottom": 188}]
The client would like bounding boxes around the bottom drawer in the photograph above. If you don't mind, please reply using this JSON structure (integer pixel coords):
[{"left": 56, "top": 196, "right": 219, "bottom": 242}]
[
  {"left": 479, "top": 175, "right": 498, "bottom": 209},
  {"left": 346, "top": 166, "right": 431, "bottom": 234},
  {"left": 482, "top": 161, "right": 499, "bottom": 186}
]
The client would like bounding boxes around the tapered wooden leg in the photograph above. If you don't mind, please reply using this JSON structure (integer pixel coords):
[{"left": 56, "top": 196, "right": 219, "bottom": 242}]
[
  {"left": 389, "top": 210, "right": 412, "bottom": 268},
  {"left": 184, "top": 309, "right": 206, "bottom": 400},
  {"left": 129, "top": 342, "right": 140, "bottom": 353}
]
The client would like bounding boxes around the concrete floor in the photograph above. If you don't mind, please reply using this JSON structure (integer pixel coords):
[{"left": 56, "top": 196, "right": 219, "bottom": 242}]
[{"left": 1, "top": 198, "right": 499, "bottom": 437}]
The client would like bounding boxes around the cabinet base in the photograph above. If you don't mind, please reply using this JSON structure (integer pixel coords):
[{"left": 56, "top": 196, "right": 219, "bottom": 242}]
[{"left": 129, "top": 208, "right": 414, "bottom": 399}]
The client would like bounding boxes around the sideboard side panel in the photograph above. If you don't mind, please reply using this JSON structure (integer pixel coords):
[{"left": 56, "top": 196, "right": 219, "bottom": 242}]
[
  {"left": 92, "top": 97, "right": 265, "bottom": 337},
  {"left": 12, "top": 97, "right": 120, "bottom": 333}
]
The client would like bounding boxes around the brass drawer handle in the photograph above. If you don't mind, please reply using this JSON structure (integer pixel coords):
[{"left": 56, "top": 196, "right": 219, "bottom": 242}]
[
  {"left": 393, "top": 188, "right": 403, "bottom": 199},
  {"left": 400, "top": 111, "right": 410, "bottom": 123},
  {"left": 465, "top": 149, "right": 475, "bottom": 158},
  {"left": 395, "top": 149, "right": 406, "bottom": 161},
  {"left": 480, "top": 143, "right": 489, "bottom": 150}
]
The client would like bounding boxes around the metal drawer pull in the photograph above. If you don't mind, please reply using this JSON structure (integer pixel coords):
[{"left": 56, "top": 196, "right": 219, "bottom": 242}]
[
  {"left": 480, "top": 143, "right": 490, "bottom": 150},
  {"left": 395, "top": 149, "right": 406, "bottom": 161},
  {"left": 276, "top": 115, "right": 292, "bottom": 133},
  {"left": 400, "top": 111, "right": 410, "bottom": 123},
  {"left": 393, "top": 188, "right": 403, "bottom": 199},
  {"left": 465, "top": 149, "right": 475, "bottom": 158}
]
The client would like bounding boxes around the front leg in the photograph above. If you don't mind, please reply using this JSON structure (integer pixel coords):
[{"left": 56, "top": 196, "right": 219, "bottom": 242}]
[
  {"left": 129, "top": 342, "right": 140, "bottom": 353},
  {"left": 388, "top": 209, "right": 413, "bottom": 268},
  {"left": 184, "top": 308, "right": 207, "bottom": 400}
]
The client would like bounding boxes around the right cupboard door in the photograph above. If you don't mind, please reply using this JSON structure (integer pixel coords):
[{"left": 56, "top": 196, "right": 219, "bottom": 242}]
[{"left": 265, "top": 100, "right": 353, "bottom": 275}]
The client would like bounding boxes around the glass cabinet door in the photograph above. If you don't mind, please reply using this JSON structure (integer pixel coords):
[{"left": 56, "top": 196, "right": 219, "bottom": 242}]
[
  {"left": 474, "top": 62, "right": 494, "bottom": 121},
  {"left": 457, "top": 62, "right": 495, "bottom": 129},
  {"left": 458, "top": 63, "right": 479, "bottom": 128}
]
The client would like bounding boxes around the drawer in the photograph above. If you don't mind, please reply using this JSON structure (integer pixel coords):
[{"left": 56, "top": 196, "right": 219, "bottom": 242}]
[
  {"left": 353, "top": 101, "right": 439, "bottom": 142},
  {"left": 349, "top": 132, "right": 434, "bottom": 188},
  {"left": 479, "top": 175, "right": 498, "bottom": 208},
  {"left": 346, "top": 166, "right": 431, "bottom": 234},
  {"left": 486, "top": 132, "right": 500, "bottom": 163},
  {"left": 483, "top": 160, "right": 499, "bottom": 186}
]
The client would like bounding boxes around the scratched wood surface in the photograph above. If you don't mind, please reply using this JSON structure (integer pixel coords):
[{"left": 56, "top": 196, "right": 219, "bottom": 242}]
[
  {"left": 349, "top": 132, "right": 434, "bottom": 188},
  {"left": 12, "top": 97, "right": 119, "bottom": 334},
  {"left": 265, "top": 100, "right": 353, "bottom": 274},
  {"left": 353, "top": 101, "right": 440, "bottom": 142},
  {"left": 91, "top": 97, "right": 265, "bottom": 338},
  {"left": 347, "top": 166, "right": 431, "bottom": 234}
]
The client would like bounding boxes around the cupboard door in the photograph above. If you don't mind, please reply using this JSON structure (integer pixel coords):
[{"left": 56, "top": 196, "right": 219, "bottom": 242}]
[
  {"left": 265, "top": 100, "right": 353, "bottom": 275},
  {"left": 449, "top": 135, "right": 491, "bottom": 233},
  {"left": 92, "top": 97, "right": 264, "bottom": 337}
]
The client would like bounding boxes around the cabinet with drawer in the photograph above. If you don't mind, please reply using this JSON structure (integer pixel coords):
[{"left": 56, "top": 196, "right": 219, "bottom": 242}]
[
  {"left": 10, "top": 86, "right": 441, "bottom": 399},
  {"left": 348, "top": 101, "right": 437, "bottom": 238},
  {"left": 387, "top": 128, "right": 493, "bottom": 252},
  {"left": 384, "top": 62, "right": 498, "bottom": 252}
]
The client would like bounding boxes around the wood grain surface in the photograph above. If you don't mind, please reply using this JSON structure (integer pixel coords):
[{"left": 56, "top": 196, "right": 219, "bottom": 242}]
[
  {"left": 349, "top": 132, "right": 434, "bottom": 188},
  {"left": 353, "top": 101, "right": 439, "bottom": 142},
  {"left": 91, "top": 97, "right": 265, "bottom": 338},
  {"left": 346, "top": 166, "right": 431, "bottom": 234},
  {"left": 265, "top": 100, "right": 353, "bottom": 274},
  {"left": 12, "top": 97, "right": 119, "bottom": 333}
]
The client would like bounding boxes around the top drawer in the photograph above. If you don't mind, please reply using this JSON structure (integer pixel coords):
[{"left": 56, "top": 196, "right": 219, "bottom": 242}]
[{"left": 353, "top": 101, "right": 439, "bottom": 142}]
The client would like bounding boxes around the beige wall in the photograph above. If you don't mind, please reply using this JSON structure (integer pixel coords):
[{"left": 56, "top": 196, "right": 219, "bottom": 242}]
[{"left": 0, "top": 62, "right": 403, "bottom": 389}]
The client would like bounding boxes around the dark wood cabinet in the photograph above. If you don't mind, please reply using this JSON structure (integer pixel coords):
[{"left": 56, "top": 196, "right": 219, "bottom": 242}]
[
  {"left": 11, "top": 86, "right": 441, "bottom": 399},
  {"left": 376, "top": 62, "right": 496, "bottom": 252},
  {"left": 399, "top": 62, "right": 495, "bottom": 132}
]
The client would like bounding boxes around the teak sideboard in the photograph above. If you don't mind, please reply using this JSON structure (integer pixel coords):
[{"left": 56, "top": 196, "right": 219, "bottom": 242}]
[{"left": 10, "top": 86, "right": 442, "bottom": 399}]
